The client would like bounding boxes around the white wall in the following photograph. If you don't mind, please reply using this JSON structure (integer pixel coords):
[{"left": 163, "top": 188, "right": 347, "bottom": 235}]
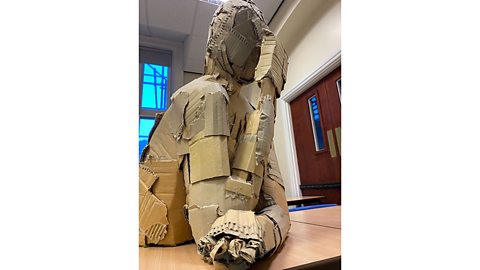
[
  {"left": 184, "top": 71, "right": 202, "bottom": 85},
  {"left": 272, "top": 0, "right": 341, "bottom": 197}
]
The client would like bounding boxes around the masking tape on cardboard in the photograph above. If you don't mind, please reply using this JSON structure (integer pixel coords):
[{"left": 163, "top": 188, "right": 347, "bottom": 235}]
[
  {"left": 225, "top": 176, "right": 254, "bottom": 198},
  {"left": 240, "top": 81, "right": 261, "bottom": 109}
]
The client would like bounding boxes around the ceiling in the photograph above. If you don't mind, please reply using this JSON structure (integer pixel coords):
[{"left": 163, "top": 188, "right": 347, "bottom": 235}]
[{"left": 139, "top": 0, "right": 284, "bottom": 73}]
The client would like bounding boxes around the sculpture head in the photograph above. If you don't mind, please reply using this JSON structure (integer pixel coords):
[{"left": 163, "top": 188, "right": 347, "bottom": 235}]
[{"left": 204, "top": 0, "right": 288, "bottom": 94}]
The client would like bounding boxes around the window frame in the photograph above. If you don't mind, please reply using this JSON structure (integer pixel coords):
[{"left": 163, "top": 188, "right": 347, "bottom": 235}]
[{"left": 139, "top": 47, "right": 173, "bottom": 118}]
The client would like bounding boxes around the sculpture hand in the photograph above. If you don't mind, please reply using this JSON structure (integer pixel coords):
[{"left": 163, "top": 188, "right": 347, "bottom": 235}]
[
  {"left": 196, "top": 209, "right": 267, "bottom": 269},
  {"left": 198, "top": 234, "right": 263, "bottom": 270}
]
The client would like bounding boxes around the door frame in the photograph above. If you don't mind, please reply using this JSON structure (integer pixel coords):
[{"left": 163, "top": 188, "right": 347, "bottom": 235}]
[{"left": 279, "top": 50, "right": 341, "bottom": 197}]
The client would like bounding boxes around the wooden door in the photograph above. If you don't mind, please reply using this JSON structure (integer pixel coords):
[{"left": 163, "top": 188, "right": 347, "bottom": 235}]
[{"left": 290, "top": 66, "right": 341, "bottom": 204}]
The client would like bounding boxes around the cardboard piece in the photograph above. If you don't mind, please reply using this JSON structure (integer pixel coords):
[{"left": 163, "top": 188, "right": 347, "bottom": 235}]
[
  {"left": 145, "top": 112, "right": 179, "bottom": 161},
  {"left": 139, "top": 160, "right": 193, "bottom": 246},
  {"left": 167, "top": 91, "right": 189, "bottom": 140},
  {"left": 139, "top": 165, "right": 168, "bottom": 245},
  {"left": 256, "top": 95, "right": 275, "bottom": 164},
  {"left": 204, "top": 90, "right": 230, "bottom": 137},
  {"left": 254, "top": 30, "right": 288, "bottom": 97},
  {"left": 257, "top": 204, "right": 290, "bottom": 250},
  {"left": 187, "top": 177, "right": 226, "bottom": 212},
  {"left": 240, "top": 81, "right": 261, "bottom": 109},
  {"left": 232, "top": 134, "right": 257, "bottom": 174},
  {"left": 225, "top": 176, "right": 254, "bottom": 198},
  {"left": 256, "top": 215, "right": 275, "bottom": 252},
  {"left": 266, "top": 145, "right": 285, "bottom": 188},
  {"left": 187, "top": 204, "right": 219, "bottom": 245},
  {"left": 189, "top": 136, "right": 230, "bottom": 183},
  {"left": 140, "top": 191, "right": 169, "bottom": 244}
]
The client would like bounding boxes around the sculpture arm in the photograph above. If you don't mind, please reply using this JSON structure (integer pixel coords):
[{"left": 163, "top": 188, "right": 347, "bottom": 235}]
[
  {"left": 195, "top": 79, "right": 290, "bottom": 267},
  {"left": 254, "top": 144, "right": 291, "bottom": 255}
]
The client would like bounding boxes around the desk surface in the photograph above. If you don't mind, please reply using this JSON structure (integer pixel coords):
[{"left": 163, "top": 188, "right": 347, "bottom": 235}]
[
  {"left": 289, "top": 205, "right": 341, "bottom": 229},
  {"left": 139, "top": 221, "right": 341, "bottom": 270},
  {"left": 140, "top": 207, "right": 341, "bottom": 269},
  {"left": 252, "top": 222, "right": 340, "bottom": 269}
]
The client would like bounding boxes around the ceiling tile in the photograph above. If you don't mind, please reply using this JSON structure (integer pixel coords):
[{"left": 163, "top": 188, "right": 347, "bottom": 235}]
[
  {"left": 192, "top": 1, "right": 218, "bottom": 38},
  {"left": 147, "top": 0, "right": 197, "bottom": 35},
  {"left": 140, "top": 0, "right": 148, "bottom": 27}
]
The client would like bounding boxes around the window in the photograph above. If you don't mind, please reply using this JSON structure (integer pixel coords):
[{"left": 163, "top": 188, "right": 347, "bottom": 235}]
[
  {"left": 139, "top": 47, "right": 172, "bottom": 158},
  {"left": 141, "top": 64, "right": 169, "bottom": 110},
  {"left": 308, "top": 96, "right": 326, "bottom": 151},
  {"left": 139, "top": 118, "right": 155, "bottom": 158}
]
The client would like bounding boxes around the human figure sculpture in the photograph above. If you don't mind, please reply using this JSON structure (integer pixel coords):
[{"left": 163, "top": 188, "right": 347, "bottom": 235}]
[{"left": 139, "top": 0, "right": 290, "bottom": 268}]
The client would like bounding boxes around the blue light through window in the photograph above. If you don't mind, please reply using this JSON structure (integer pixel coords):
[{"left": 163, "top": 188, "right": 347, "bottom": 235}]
[
  {"left": 142, "top": 63, "right": 168, "bottom": 111},
  {"left": 308, "top": 96, "right": 326, "bottom": 151},
  {"left": 139, "top": 117, "right": 155, "bottom": 158}
]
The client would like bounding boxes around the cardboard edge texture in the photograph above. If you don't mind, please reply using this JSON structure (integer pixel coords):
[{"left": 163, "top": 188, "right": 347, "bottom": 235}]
[
  {"left": 198, "top": 209, "right": 269, "bottom": 265},
  {"left": 254, "top": 30, "right": 288, "bottom": 97}
]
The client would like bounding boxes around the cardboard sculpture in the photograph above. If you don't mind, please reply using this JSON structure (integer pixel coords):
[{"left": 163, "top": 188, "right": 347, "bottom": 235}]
[{"left": 139, "top": 0, "right": 290, "bottom": 268}]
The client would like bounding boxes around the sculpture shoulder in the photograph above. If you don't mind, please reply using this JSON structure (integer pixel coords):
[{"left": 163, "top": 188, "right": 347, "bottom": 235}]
[{"left": 171, "top": 75, "right": 229, "bottom": 102}]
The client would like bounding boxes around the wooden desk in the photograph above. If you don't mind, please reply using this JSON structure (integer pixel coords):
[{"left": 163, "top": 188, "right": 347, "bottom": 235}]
[
  {"left": 252, "top": 222, "right": 340, "bottom": 269},
  {"left": 139, "top": 243, "right": 210, "bottom": 270},
  {"left": 139, "top": 221, "right": 341, "bottom": 269},
  {"left": 289, "top": 206, "right": 341, "bottom": 229},
  {"left": 287, "top": 195, "right": 325, "bottom": 206}
]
